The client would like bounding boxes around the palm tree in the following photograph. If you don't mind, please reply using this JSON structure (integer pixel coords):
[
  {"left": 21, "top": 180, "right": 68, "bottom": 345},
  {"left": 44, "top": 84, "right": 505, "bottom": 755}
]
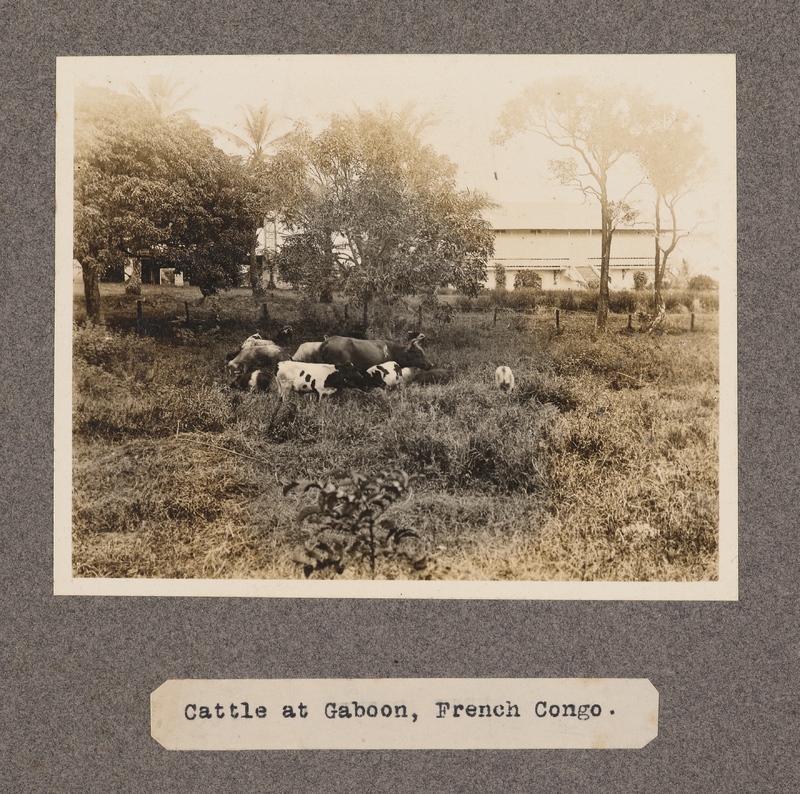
[
  {"left": 218, "top": 103, "right": 285, "bottom": 163},
  {"left": 218, "top": 104, "right": 287, "bottom": 295},
  {"left": 128, "top": 74, "right": 197, "bottom": 119}
]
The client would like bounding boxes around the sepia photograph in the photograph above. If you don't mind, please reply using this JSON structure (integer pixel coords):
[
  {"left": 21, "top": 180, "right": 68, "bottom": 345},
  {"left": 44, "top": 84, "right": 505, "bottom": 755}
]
[{"left": 54, "top": 54, "right": 737, "bottom": 598}]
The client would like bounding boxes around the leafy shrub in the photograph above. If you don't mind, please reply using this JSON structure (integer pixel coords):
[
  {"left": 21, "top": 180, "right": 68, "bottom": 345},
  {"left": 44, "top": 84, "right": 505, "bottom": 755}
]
[
  {"left": 494, "top": 263, "right": 507, "bottom": 291},
  {"left": 284, "top": 469, "right": 426, "bottom": 578},
  {"left": 688, "top": 274, "right": 718, "bottom": 291},
  {"left": 514, "top": 271, "right": 542, "bottom": 290}
]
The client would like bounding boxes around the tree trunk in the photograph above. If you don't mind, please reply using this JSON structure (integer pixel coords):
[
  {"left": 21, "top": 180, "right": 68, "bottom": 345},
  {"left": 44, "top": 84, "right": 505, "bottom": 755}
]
[
  {"left": 250, "top": 246, "right": 266, "bottom": 298},
  {"left": 596, "top": 199, "right": 611, "bottom": 332},
  {"left": 267, "top": 257, "right": 277, "bottom": 290},
  {"left": 125, "top": 258, "right": 142, "bottom": 296},
  {"left": 81, "top": 260, "right": 103, "bottom": 325},
  {"left": 648, "top": 199, "right": 666, "bottom": 333}
]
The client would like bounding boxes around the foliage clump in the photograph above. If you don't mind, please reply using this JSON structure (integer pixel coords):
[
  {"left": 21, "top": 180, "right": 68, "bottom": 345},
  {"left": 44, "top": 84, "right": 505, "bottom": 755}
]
[{"left": 284, "top": 468, "right": 426, "bottom": 578}]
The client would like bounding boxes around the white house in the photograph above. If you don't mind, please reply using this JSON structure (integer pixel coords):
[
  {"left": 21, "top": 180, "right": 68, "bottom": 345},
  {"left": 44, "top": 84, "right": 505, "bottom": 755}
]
[{"left": 483, "top": 203, "right": 656, "bottom": 291}]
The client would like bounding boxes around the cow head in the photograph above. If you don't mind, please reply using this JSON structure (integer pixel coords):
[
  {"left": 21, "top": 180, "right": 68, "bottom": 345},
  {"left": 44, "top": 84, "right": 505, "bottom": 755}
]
[{"left": 404, "top": 334, "right": 433, "bottom": 370}]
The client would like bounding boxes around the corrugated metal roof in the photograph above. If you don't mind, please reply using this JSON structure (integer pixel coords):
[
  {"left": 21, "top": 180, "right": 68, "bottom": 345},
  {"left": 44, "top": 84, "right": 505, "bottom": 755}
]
[{"left": 484, "top": 202, "right": 603, "bottom": 231}]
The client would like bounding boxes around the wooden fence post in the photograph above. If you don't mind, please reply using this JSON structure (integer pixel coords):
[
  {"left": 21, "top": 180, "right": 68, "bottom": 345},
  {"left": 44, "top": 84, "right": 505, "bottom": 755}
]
[
  {"left": 136, "top": 300, "right": 143, "bottom": 335},
  {"left": 493, "top": 307, "right": 498, "bottom": 326},
  {"left": 184, "top": 301, "right": 190, "bottom": 324},
  {"left": 690, "top": 313, "right": 695, "bottom": 331},
  {"left": 262, "top": 303, "right": 269, "bottom": 323},
  {"left": 628, "top": 313, "right": 633, "bottom": 331},
  {"left": 556, "top": 308, "right": 560, "bottom": 331},
  {"left": 418, "top": 304, "right": 423, "bottom": 330}
]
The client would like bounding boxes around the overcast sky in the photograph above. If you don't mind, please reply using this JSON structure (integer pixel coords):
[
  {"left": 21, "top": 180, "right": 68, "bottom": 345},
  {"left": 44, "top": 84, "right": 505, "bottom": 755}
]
[{"left": 61, "top": 54, "right": 736, "bottom": 274}]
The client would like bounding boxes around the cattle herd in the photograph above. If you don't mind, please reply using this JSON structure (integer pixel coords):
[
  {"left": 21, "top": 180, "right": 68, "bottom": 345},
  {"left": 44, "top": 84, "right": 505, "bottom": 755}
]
[{"left": 225, "top": 330, "right": 514, "bottom": 401}]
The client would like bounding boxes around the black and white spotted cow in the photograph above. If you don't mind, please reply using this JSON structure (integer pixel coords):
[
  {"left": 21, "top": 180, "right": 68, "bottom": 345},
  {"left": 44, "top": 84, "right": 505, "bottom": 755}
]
[
  {"left": 233, "top": 368, "right": 273, "bottom": 392},
  {"left": 364, "top": 361, "right": 404, "bottom": 389},
  {"left": 276, "top": 361, "right": 366, "bottom": 402}
]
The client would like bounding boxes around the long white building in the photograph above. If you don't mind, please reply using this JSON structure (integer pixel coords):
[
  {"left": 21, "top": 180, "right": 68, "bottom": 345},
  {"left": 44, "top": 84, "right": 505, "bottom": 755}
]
[{"left": 484, "top": 203, "right": 656, "bottom": 291}]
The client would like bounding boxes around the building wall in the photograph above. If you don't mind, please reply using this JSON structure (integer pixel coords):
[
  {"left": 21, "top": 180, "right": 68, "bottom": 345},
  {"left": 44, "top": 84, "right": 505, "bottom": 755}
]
[{"left": 486, "top": 227, "right": 655, "bottom": 291}]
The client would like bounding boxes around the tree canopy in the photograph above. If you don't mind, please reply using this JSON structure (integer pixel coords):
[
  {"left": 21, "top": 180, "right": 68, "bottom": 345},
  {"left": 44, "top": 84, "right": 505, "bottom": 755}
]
[
  {"left": 269, "top": 107, "right": 495, "bottom": 307},
  {"left": 494, "top": 77, "right": 656, "bottom": 331},
  {"left": 634, "top": 105, "right": 712, "bottom": 327},
  {"left": 74, "top": 85, "right": 262, "bottom": 315}
]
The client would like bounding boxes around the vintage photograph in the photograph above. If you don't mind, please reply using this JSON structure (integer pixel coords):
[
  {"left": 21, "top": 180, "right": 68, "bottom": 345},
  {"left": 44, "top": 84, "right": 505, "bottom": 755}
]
[{"left": 54, "top": 54, "right": 737, "bottom": 598}]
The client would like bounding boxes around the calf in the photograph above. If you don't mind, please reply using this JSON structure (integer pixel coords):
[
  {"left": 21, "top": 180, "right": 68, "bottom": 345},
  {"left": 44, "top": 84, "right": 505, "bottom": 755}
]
[
  {"left": 365, "top": 361, "right": 403, "bottom": 389},
  {"left": 495, "top": 366, "right": 515, "bottom": 393},
  {"left": 291, "top": 341, "right": 324, "bottom": 363},
  {"left": 276, "top": 361, "right": 366, "bottom": 402}
]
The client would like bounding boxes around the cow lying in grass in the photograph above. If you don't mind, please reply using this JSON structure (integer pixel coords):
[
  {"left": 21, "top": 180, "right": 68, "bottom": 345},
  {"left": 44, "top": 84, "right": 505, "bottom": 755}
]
[
  {"left": 318, "top": 334, "right": 433, "bottom": 371},
  {"left": 233, "top": 368, "right": 273, "bottom": 392},
  {"left": 227, "top": 333, "right": 288, "bottom": 376},
  {"left": 276, "top": 361, "right": 366, "bottom": 402}
]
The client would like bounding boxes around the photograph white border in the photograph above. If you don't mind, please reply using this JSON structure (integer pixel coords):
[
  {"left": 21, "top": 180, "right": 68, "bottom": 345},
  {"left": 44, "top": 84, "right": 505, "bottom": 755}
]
[{"left": 54, "top": 54, "right": 737, "bottom": 600}]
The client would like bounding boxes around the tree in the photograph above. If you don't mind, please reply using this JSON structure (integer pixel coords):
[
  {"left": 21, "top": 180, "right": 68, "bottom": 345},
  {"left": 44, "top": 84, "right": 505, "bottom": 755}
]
[
  {"left": 216, "top": 104, "right": 288, "bottom": 296},
  {"left": 688, "top": 274, "right": 717, "bottom": 291},
  {"left": 633, "top": 271, "right": 648, "bottom": 291},
  {"left": 218, "top": 103, "right": 284, "bottom": 163},
  {"left": 514, "top": 270, "right": 542, "bottom": 290},
  {"left": 74, "top": 86, "right": 259, "bottom": 322},
  {"left": 269, "top": 107, "right": 495, "bottom": 316},
  {"left": 128, "top": 74, "right": 197, "bottom": 119},
  {"left": 494, "top": 263, "right": 507, "bottom": 291},
  {"left": 494, "top": 77, "right": 652, "bottom": 331},
  {"left": 635, "top": 106, "right": 711, "bottom": 330}
]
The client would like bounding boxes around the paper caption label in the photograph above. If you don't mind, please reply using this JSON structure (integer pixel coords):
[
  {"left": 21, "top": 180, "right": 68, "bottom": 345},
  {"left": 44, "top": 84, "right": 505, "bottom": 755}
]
[{"left": 151, "top": 678, "right": 658, "bottom": 750}]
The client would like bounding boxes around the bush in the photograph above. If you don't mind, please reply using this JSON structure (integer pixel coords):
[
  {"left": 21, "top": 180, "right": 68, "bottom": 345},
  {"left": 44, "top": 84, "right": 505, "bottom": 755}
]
[
  {"left": 608, "top": 290, "right": 638, "bottom": 315},
  {"left": 688, "top": 274, "right": 718, "bottom": 291},
  {"left": 494, "top": 263, "right": 507, "bottom": 291},
  {"left": 514, "top": 271, "right": 542, "bottom": 290},
  {"left": 284, "top": 468, "right": 426, "bottom": 578}
]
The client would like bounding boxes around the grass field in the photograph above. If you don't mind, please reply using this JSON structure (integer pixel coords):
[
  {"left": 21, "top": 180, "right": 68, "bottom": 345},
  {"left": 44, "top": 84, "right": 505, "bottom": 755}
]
[{"left": 71, "top": 282, "right": 719, "bottom": 582}]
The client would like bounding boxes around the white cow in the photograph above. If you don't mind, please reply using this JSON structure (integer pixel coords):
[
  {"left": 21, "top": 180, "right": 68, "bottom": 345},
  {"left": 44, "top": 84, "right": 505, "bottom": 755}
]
[{"left": 291, "top": 341, "right": 324, "bottom": 363}]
